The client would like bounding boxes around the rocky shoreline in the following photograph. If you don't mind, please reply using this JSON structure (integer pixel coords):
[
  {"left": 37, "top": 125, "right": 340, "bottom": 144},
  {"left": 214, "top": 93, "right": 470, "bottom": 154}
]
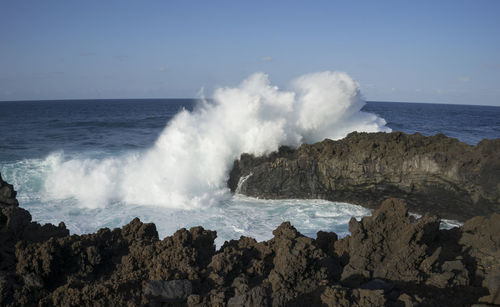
[
  {"left": 1, "top": 173, "right": 500, "bottom": 306},
  {"left": 229, "top": 132, "right": 500, "bottom": 221}
]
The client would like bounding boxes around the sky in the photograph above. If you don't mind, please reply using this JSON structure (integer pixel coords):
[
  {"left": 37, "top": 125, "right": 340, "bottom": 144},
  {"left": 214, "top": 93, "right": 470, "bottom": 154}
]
[{"left": 1, "top": 0, "right": 500, "bottom": 105}]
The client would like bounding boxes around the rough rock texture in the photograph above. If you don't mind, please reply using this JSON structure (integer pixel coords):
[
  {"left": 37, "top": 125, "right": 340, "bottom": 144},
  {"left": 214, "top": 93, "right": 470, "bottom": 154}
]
[
  {"left": 228, "top": 132, "right": 500, "bottom": 221},
  {"left": 459, "top": 213, "right": 500, "bottom": 305},
  {"left": 1, "top": 174, "right": 500, "bottom": 306},
  {"left": 337, "top": 199, "right": 487, "bottom": 306},
  {"left": 0, "top": 174, "right": 18, "bottom": 207},
  {"left": 0, "top": 174, "right": 69, "bottom": 306}
]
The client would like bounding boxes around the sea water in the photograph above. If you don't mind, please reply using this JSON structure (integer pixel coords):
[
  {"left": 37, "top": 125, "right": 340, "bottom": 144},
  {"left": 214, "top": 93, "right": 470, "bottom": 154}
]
[{"left": 1, "top": 72, "right": 498, "bottom": 246}]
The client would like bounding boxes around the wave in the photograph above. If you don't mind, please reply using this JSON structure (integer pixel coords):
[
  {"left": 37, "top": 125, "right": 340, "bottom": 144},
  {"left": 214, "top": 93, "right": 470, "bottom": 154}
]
[{"left": 43, "top": 71, "right": 391, "bottom": 209}]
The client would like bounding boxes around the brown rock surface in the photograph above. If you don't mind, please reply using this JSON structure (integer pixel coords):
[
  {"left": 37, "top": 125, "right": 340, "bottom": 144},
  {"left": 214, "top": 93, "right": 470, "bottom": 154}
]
[
  {"left": 228, "top": 132, "right": 500, "bottom": 221},
  {"left": 460, "top": 213, "right": 500, "bottom": 305},
  {"left": 1, "top": 174, "right": 499, "bottom": 306}
]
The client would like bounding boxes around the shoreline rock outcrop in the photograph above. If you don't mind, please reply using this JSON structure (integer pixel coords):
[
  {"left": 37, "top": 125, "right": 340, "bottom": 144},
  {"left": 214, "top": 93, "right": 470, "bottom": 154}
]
[
  {"left": 1, "top": 174, "right": 500, "bottom": 306},
  {"left": 228, "top": 131, "right": 500, "bottom": 221}
]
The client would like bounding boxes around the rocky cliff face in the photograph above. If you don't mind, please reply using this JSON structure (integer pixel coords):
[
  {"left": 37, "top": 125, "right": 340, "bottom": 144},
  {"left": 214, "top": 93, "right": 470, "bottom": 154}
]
[
  {"left": 228, "top": 132, "right": 500, "bottom": 221},
  {"left": 1, "top": 174, "right": 500, "bottom": 306}
]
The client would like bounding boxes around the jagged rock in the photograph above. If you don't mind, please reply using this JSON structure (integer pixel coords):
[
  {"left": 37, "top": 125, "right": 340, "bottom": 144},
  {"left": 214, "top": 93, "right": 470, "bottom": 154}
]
[
  {"left": 208, "top": 223, "right": 342, "bottom": 306},
  {"left": 314, "top": 230, "right": 338, "bottom": 258},
  {"left": 340, "top": 198, "right": 442, "bottom": 286},
  {"left": 227, "top": 286, "right": 268, "bottom": 307},
  {"left": 9, "top": 221, "right": 217, "bottom": 306},
  {"left": 208, "top": 236, "right": 273, "bottom": 289},
  {"left": 460, "top": 213, "right": 500, "bottom": 305},
  {"left": 0, "top": 177, "right": 217, "bottom": 307},
  {"left": 229, "top": 132, "right": 500, "bottom": 221},
  {"left": 0, "top": 174, "right": 499, "bottom": 306},
  {"left": 0, "top": 175, "right": 69, "bottom": 306},
  {"left": 266, "top": 222, "right": 341, "bottom": 305},
  {"left": 0, "top": 174, "right": 18, "bottom": 207}
]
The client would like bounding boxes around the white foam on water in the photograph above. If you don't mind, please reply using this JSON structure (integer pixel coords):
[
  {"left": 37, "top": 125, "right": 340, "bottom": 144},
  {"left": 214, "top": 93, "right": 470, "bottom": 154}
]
[
  {"left": 41, "top": 71, "right": 390, "bottom": 209},
  {"left": 440, "top": 218, "right": 463, "bottom": 229},
  {"left": 410, "top": 213, "right": 463, "bottom": 229},
  {"left": 0, "top": 71, "right": 401, "bottom": 246},
  {"left": 0, "top": 159, "right": 461, "bottom": 248}
]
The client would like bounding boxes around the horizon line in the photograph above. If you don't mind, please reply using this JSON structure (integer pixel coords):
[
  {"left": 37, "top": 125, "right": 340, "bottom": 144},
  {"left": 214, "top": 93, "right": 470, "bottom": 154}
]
[{"left": 0, "top": 98, "right": 498, "bottom": 108}]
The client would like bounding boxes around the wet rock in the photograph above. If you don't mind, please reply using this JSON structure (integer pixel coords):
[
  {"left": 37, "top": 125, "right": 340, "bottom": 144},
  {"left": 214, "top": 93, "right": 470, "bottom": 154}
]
[{"left": 229, "top": 132, "right": 500, "bottom": 221}]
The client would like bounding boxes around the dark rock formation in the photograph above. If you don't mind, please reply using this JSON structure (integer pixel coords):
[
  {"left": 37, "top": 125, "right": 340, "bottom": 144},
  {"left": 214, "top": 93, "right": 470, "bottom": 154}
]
[
  {"left": 0, "top": 173, "right": 18, "bottom": 207},
  {"left": 459, "top": 213, "right": 500, "bottom": 305},
  {"left": 228, "top": 131, "right": 500, "bottom": 221},
  {"left": 145, "top": 279, "right": 193, "bottom": 304},
  {"left": 1, "top": 174, "right": 500, "bottom": 306},
  {"left": 0, "top": 174, "right": 68, "bottom": 305}
]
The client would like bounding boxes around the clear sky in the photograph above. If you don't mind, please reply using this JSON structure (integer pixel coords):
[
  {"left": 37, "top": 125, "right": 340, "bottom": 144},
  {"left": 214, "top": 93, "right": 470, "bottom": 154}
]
[{"left": 1, "top": 0, "right": 499, "bottom": 105}]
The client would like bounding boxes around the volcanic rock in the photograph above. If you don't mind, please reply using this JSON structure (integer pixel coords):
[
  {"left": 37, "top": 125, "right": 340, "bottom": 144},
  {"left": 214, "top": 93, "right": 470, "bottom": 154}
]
[
  {"left": 1, "top": 174, "right": 499, "bottom": 306},
  {"left": 228, "top": 132, "right": 500, "bottom": 221},
  {"left": 340, "top": 198, "right": 442, "bottom": 286},
  {"left": 145, "top": 280, "right": 193, "bottom": 304},
  {"left": 460, "top": 213, "right": 500, "bottom": 305},
  {"left": 0, "top": 173, "right": 18, "bottom": 207}
]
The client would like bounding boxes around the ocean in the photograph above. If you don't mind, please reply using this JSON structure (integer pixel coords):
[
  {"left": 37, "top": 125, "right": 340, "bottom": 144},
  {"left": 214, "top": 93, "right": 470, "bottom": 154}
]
[{"left": 1, "top": 76, "right": 499, "bottom": 246}]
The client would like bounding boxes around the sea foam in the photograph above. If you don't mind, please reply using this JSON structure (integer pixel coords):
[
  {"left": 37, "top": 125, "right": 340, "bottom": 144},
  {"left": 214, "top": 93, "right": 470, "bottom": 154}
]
[{"left": 43, "top": 71, "right": 390, "bottom": 209}]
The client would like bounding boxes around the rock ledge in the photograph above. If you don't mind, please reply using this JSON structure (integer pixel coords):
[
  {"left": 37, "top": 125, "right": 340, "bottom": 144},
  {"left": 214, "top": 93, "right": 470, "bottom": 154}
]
[{"left": 229, "top": 132, "right": 500, "bottom": 221}]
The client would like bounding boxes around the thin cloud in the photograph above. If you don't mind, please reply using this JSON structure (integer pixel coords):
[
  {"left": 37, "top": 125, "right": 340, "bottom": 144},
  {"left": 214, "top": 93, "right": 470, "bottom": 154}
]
[
  {"left": 158, "top": 66, "right": 167, "bottom": 72},
  {"left": 458, "top": 77, "right": 471, "bottom": 82},
  {"left": 261, "top": 56, "right": 273, "bottom": 62}
]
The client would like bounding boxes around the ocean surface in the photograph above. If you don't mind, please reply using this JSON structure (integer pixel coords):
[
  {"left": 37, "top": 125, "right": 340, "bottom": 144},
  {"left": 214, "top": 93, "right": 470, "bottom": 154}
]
[{"left": 1, "top": 93, "right": 499, "bottom": 246}]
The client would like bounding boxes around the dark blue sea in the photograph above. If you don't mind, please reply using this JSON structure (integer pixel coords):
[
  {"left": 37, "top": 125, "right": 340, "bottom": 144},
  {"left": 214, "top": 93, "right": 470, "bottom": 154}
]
[
  {"left": 0, "top": 99, "right": 498, "bottom": 245},
  {"left": 363, "top": 101, "right": 500, "bottom": 145}
]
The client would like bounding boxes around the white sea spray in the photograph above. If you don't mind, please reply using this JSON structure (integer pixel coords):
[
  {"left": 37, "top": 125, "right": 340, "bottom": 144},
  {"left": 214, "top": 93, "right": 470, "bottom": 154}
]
[{"left": 43, "top": 71, "right": 390, "bottom": 209}]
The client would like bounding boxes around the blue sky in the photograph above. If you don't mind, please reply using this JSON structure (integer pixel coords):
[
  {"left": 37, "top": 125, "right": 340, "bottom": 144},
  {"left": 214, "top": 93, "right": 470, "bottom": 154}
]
[{"left": 1, "top": 0, "right": 499, "bottom": 105}]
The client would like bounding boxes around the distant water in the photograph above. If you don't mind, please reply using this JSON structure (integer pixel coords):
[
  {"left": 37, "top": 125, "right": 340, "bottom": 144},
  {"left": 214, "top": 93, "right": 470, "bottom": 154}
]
[
  {"left": 0, "top": 99, "right": 196, "bottom": 161},
  {"left": 363, "top": 101, "right": 500, "bottom": 145},
  {"left": 0, "top": 96, "right": 497, "bottom": 245}
]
